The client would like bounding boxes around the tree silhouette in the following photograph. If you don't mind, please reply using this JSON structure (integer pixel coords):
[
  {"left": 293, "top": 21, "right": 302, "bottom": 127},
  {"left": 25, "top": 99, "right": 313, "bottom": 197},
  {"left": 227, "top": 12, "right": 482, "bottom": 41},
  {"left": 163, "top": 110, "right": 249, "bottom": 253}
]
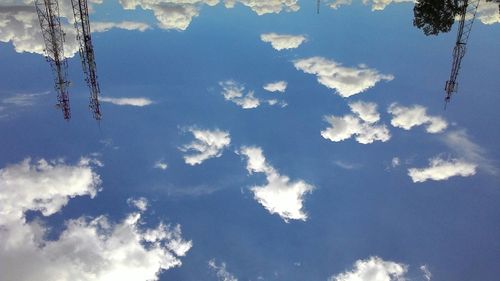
[{"left": 413, "top": 0, "right": 460, "bottom": 36}]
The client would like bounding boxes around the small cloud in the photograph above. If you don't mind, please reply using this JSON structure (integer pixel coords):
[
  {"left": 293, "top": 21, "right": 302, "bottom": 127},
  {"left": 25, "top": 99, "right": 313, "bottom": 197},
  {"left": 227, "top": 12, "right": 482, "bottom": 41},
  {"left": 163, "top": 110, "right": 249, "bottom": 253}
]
[
  {"left": 420, "top": 265, "right": 432, "bottom": 281},
  {"left": 101, "top": 97, "right": 153, "bottom": 107},
  {"left": 91, "top": 21, "right": 151, "bottom": 32},
  {"left": 293, "top": 57, "right": 394, "bottom": 97},
  {"left": 388, "top": 103, "right": 447, "bottom": 134},
  {"left": 225, "top": 0, "right": 300, "bottom": 15},
  {"left": 263, "top": 81, "right": 288, "bottom": 93},
  {"left": 334, "top": 160, "right": 361, "bottom": 170},
  {"left": 328, "top": 256, "right": 408, "bottom": 281},
  {"left": 321, "top": 101, "right": 390, "bottom": 144},
  {"left": 154, "top": 160, "right": 168, "bottom": 170},
  {"left": 208, "top": 259, "right": 238, "bottom": 281},
  {"left": 127, "top": 197, "right": 148, "bottom": 212},
  {"left": 219, "top": 80, "right": 260, "bottom": 109},
  {"left": 239, "top": 146, "right": 315, "bottom": 222},
  {"left": 180, "top": 128, "right": 231, "bottom": 166},
  {"left": 260, "top": 33, "right": 306, "bottom": 50},
  {"left": 391, "top": 157, "right": 400, "bottom": 168},
  {"left": 408, "top": 157, "right": 477, "bottom": 183}
]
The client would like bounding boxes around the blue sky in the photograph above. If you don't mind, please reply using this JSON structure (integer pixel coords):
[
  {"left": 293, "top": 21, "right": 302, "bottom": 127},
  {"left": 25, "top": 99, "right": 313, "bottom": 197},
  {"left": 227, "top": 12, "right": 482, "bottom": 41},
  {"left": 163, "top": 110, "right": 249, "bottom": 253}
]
[{"left": 1, "top": 1, "right": 499, "bottom": 281}]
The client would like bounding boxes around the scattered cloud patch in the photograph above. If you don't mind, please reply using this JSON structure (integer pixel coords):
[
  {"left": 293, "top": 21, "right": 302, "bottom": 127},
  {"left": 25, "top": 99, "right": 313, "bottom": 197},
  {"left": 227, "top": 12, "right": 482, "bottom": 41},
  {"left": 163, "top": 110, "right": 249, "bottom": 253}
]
[
  {"left": 391, "top": 157, "right": 400, "bottom": 168},
  {"left": 0, "top": 157, "right": 192, "bottom": 281},
  {"left": 219, "top": 80, "right": 260, "bottom": 109},
  {"left": 388, "top": 103, "right": 447, "bottom": 133},
  {"left": 181, "top": 128, "right": 231, "bottom": 165},
  {"left": 408, "top": 157, "right": 477, "bottom": 183},
  {"left": 154, "top": 160, "right": 169, "bottom": 170},
  {"left": 334, "top": 160, "right": 361, "bottom": 170},
  {"left": 321, "top": 101, "right": 390, "bottom": 144},
  {"left": 260, "top": 33, "right": 306, "bottom": 50},
  {"left": 328, "top": 256, "right": 408, "bottom": 281},
  {"left": 101, "top": 96, "right": 153, "bottom": 106},
  {"left": 92, "top": 21, "right": 151, "bottom": 32},
  {"left": 127, "top": 197, "right": 149, "bottom": 211},
  {"left": 239, "top": 146, "right": 315, "bottom": 222},
  {"left": 224, "top": 0, "right": 300, "bottom": 15},
  {"left": 474, "top": 1, "right": 500, "bottom": 24},
  {"left": 263, "top": 81, "right": 288, "bottom": 93},
  {"left": 209, "top": 259, "right": 238, "bottom": 281},
  {"left": 442, "top": 130, "right": 498, "bottom": 175},
  {"left": 293, "top": 57, "right": 394, "bottom": 97},
  {"left": 420, "top": 265, "right": 432, "bottom": 281},
  {"left": 2, "top": 92, "right": 48, "bottom": 107},
  {"left": 328, "top": 0, "right": 414, "bottom": 11}
]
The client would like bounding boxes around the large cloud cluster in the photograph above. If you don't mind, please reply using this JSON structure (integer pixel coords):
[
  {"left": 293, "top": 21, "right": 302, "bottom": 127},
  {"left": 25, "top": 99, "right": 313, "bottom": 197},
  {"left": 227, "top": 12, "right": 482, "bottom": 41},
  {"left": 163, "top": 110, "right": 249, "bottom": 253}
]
[
  {"left": 293, "top": 57, "right": 394, "bottom": 97},
  {"left": 0, "top": 157, "right": 192, "bottom": 281},
  {"left": 119, "top": 0, "right": 219, "bottom": 30},
  {"left": 239, "top": 146, "right": 314, "bottom": 222},
  {"left": 321, "top": 101, "right": 391, "bottom": 144},
  {"left": 0, "top": 2, "right": 150, "bottom": 56}
]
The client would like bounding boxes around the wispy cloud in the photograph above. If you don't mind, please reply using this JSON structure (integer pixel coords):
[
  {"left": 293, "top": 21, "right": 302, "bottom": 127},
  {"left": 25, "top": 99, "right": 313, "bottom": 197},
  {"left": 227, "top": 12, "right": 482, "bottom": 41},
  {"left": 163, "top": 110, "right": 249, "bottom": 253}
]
[
  {"left": 408, "top": 157, "right": 477, "bottom": 183},
  {"left": 101, "top": 97, "right": 153, "bottom": 107}
]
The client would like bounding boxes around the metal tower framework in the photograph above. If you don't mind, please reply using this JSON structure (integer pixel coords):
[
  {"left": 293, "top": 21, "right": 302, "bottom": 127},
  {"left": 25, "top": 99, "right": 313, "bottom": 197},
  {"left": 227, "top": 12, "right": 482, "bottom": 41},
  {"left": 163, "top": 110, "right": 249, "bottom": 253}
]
[
  {"left": 71, "top": 0, "right": 102, "bottom": 120},
  {"left": 444, "top": 0, "right": 480, "bottom": 106},
  {"left": 35, "top": 0, "right": 71, "bottom": 120}
]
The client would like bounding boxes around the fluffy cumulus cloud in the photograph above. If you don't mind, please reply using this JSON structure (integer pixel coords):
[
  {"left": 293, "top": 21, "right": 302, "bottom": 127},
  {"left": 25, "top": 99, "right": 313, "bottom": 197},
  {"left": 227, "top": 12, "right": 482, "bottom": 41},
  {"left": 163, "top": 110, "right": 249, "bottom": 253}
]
[
  {"left": 101, "top": 96, "right": 154, "bottom": 106},
  {"left": 328, "top": 256, "right": 408, "bottom": 281},
  {"left": 0, "top": 157, "right": 192, "bottom": 281},
  {"left": 181, "top": 128, "right": 231, "bottom": 165},
  {"left": 408, "top": 157, "right": 477, "bottom": 183},
  {"left": 224, "top": 0, "right": 300, "bottom": 15},
  {"left": 260, "top": 33, "right": 306, "bottom": 50},
  {"left": 239, "top": 146, "right": 314, "bottom": 222},
  {"left": 321, "top": 101, "right": 390, "bottom": 144},
  {"left": 209, "top": 259, "right": 238, "bottom": 281},
  {"left": 0, "top": 2, "right": 151, "bottom": 56},
  {"left": 263, "top": 81, "right": 288, "bottom": 93},
  {"left": 293, "top": 57, "right": 394, "bottom": 97},
  {"left": 119, "top": 0, "right": 219, "bottom": 30},
  {"left": 388, "top": 103, "right": 447, "bottom": 133}
]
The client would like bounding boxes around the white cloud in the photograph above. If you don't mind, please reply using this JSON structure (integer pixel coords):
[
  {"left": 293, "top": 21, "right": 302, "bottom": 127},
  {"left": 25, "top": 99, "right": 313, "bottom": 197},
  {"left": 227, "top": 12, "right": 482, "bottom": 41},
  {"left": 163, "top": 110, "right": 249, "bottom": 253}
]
[
  {"left": 442, "top": 130, "right": 497, "bottom": 175},
  {"left": 349, "top": 100, "right": 380, "bottom": 123},
  {"left": 91, "top": 21, "right": 151, "bottom": 32},
  {"left": 0, "top": 157, "right": 193, "bottom": 281},
  {"left": 408, "top": 157, "right": 477, "bottom": 183},
  {"left": 420, "top": 265, "right": 432, "bottom": 281},
  {"left": 334, "top": 160, "right": 361, "bottom": 170},
  {"left": 328, "top": 0, "right": 414, "bottom": 11},
  {"left": 260, "top": 33, "right": 306, "bottom": 50},
  {"left": 388, "top": 103, "right": 447, "bottom": 134},
  {"left": 391, "top": 157, "right": 400, "bottom": 168},
  {"left": 154, "top": 160, "right": 169, "bottom": 170},
  {"left": 209, "top": 259, "right": 238, "bottom": 281},
  {"left": 328, "top": 256, "right": 408, "bottom": 281},
  {"left": 118, "top": 0, "right": 219, "bottom": 30},
  {"left": 181, "top": 128, "right": 231, "bottom": 165},
  {"left": 101, "top": 97, "right": 153, "bottom": 106},
  {"left": 263, "top": 81, "right": 288, "bottom": 93},
  {"left": 1, "top": 92, "right": 48, "bottom": 107},
  {"left": 293, "top": 57, "right": 394, "bottom": 97},
  {"left": 239, "top": 146, "right": 314, "bottom": 222},
  {"left": 224, "top": 0, "right": 300, "bottom": 15},
  {"left": 219, "top": 80, "right": 261, "bottom": 109},
  {"left": 0, "top": 3, "right": 150, "bottom": 57},
  {"left": 467, "top": 1, "right": 500, "bottom": 25},
  {"left": 321, "top": 101, "right": 390, "bottom": 144},
  {"left": 127, "top": 197, "right": 149, "bottom": 211}
]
